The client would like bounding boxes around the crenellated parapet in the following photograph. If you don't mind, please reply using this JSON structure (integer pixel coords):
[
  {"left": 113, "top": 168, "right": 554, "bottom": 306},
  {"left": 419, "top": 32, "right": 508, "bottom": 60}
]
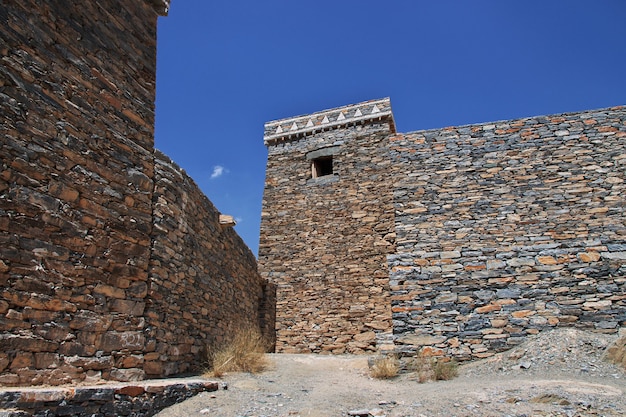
[{"left": 263, "top": 98, "right": 396, "bottom": 145}]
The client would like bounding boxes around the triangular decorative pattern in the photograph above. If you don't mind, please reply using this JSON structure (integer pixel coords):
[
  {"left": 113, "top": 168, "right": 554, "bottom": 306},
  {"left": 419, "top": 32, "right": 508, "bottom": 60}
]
[{"left": 263, "top": 98, "right": 395, "bottom": 145}]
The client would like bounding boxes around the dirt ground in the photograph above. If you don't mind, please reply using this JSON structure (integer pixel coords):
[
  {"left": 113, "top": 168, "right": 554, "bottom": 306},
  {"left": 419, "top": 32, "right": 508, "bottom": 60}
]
[{"left": 155, "top": 329, "right": 626, "bottom": 417}]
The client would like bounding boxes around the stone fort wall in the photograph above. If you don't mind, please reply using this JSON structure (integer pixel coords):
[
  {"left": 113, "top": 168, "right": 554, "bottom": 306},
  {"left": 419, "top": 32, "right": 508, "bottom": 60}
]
[
  {"left": 0, "top": 0, "right": 271, "bottom": 386},
  {"left": 390, "top": 106, "right": 626, "bottom": 358},
  {"left": 260, "top": 99, "right": 626, "bottom": 358}
]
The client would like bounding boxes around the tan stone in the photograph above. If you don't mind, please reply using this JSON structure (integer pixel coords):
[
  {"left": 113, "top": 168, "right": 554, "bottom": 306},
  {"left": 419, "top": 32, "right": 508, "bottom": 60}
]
[
  {"left": 578, "top": 252, "right": 601, "bottom": 262},
  {"left": 537, "top": 256, "right": 557, "bottom": 265},
  {"left": 10, "top": 352, "right": 34, "bottom": 369},
  {"left": 511, "top": 310, "right": 534, "bottom": 318},
  {"left": 144, "top": 352, "right": 160, "bottom": 361},
  {"left": 70, "top": 312, "right": 113, "bottom": 331},
  {"left": 495, "top": 299, "right": 516, "bottom": 306},
  {"left": 476, "top": 304, "right": 501, "bottom": 313},
  {"left": 419, "top": 346, "right": 445, "bottom": 357},
  {"left": 365, "top": 321, "right": 389, "bottom": 330},
  {"left": 353, "top": 331, "right": 376, "bottom": 342},
  {"left": 547, "top": 317, "right": 560, "bottom": 325},
  {"left": 583, "top": 300, "right": 612, "bottom": 309},
  {"left": 93, "top": 283, "right": 126, "bottom": 299},
  {"left": 491, "top": 319, "right": 508, "bottom": 328}
]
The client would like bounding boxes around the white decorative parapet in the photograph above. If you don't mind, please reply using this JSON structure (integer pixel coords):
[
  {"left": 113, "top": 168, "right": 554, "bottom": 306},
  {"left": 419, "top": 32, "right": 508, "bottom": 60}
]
[{"left": 263, "top": 98, "right": 396, "bottom": 145}]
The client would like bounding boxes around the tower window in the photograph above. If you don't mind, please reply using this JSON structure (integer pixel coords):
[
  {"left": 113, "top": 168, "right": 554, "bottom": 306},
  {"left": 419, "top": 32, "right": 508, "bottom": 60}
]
[
  {"left": 312, "top": 156, "right": 333, "bottom": 178},
  {"left": 307, "top": 145, "right": 340, "bottom": 181}
]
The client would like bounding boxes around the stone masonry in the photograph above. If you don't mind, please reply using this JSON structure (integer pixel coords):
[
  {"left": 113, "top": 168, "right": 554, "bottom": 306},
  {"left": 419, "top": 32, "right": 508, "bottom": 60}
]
[
  {"left": 259, "top": 99, "right": 397, "bottom": 353},
  {"left": 0, "top": 379, "right": 218, "bottom": 417},
  {"left": 0, "top": 0, "right": 272, "bottom": 387},
  {"left": 259, "top": 99, "right": 626, "bottom": 358}
]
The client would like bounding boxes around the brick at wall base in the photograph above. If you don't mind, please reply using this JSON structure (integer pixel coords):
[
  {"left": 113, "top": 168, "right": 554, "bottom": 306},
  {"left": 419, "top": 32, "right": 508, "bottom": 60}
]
[{"left": 0, "top": 379, "right": 218, "bottom": 417}]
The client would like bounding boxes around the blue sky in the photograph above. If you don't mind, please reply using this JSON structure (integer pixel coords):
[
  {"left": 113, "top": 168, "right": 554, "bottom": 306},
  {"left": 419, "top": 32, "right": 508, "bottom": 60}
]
[{"left": 154, "top": 1, "right": 626, "bottom": 256}]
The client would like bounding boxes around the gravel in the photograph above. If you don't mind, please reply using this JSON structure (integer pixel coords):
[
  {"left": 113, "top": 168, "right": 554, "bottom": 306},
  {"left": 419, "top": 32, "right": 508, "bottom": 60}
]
[{"left": 155, "top": 328, "right": 625, "bottom": 417}]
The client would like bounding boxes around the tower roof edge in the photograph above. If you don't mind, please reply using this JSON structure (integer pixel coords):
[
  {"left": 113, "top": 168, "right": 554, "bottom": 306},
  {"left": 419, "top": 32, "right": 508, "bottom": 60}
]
[{"left": 263, "top": 98, "right": 396, "bottom": 146}]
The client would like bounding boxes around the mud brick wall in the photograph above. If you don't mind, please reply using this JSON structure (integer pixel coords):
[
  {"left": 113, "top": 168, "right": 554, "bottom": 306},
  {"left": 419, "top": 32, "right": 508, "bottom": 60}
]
[
  {"left": 1, "top": 0, "right": 271, "bottom": 387},
  {"left": 389, "top": 106, "right": 626, "bottom": 358},
  {"left": 147, "top": 151, "right": 273, "bottom": 377},
  {"left": 259, "top": 100, "right": 397, "bottom": 353}
]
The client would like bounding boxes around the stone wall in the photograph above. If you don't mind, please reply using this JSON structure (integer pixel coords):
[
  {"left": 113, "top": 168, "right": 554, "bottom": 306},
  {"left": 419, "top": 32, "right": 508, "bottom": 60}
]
[
  {"left": 0, "top": 0, "right": 163, "bottom": 386},
  {"left": 0, "top": 379, "right": 217, "bottom": 417},
  {"left": 0, "top": 0, "right": 271, "bottom": 386},
  {"left": 259, "top": 100, "right": 625, "bottom": 357},
  {"left": 147, "top": 151, "right": 273, "bottom": 377},
  {"left": 259, "top": 99, "right": 397, "bottom": 353},
  {"left": 389, "top": 106, "right": 626, "bottom": 358}
]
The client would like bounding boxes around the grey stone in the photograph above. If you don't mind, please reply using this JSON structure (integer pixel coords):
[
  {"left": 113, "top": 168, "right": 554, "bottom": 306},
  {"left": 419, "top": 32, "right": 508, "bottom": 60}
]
[
  {"left": 474, "top": 290, "right": 496, "bottom": 301},
  {"left": 496, "top": 288, "right": 521, "bottom": 299}
]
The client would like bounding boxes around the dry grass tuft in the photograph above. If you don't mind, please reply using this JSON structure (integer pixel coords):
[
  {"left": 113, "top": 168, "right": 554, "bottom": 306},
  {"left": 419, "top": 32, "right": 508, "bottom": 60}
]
[
  {"left": 408, "top": 354, "right": 458, "bottom": 383},
  {"left": 205, "top": 325, "right": 270, "bottom": 378},
  {"left": 432, "top": 358, "right": 458, "bottom": 381},
  {"left": 369, "top": 355, "right": 400, "bottom": 379},
  {"left": 605, "top": 333, "right": 626, "bottom": 369}
]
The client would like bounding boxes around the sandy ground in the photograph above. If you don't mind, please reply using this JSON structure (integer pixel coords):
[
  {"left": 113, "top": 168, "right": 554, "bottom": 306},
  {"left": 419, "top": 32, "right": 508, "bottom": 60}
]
[{"left": 155, "top": 329, "right": 626, "bottom": 417}]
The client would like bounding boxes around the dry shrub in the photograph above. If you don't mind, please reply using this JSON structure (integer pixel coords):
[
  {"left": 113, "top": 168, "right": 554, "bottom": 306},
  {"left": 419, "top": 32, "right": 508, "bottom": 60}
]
[
  {"left": 605, "top": 333, "right": 626, "bottom": 369},
  {"left": 408, "top": 354, "right": 458, "bottom": 383},
  {"left": 408, "top": 354, "right": 434, "bottom": 383},
  {"left": 369, "top": 355, "right": 400, "bottom": 379},
  {"left": 432, "top": 358, "right": 458, "bottom": 381},
  {"left": 205, "top": 325, "right": 270, "bottom": 378}
]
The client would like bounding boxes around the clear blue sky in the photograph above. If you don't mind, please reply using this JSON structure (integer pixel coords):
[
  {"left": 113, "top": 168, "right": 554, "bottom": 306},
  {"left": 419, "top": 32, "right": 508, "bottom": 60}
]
[{"left": 155, "top": 1, "right": 626, "bottom": 256}]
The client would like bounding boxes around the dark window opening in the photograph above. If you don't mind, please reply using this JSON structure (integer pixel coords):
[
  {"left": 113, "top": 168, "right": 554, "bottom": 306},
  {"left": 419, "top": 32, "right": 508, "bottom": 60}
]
[{"left": 312, "top": 156, "right": 333, "bottom": 178}]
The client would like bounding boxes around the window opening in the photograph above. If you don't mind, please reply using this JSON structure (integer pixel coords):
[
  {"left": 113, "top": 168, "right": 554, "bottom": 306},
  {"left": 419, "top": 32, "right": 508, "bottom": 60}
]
[{"left": 312, "top": 156, "right": 333, "bottom": 178}]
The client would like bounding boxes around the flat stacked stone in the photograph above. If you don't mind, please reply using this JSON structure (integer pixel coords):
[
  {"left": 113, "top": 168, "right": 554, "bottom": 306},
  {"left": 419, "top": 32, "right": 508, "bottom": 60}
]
[
  {"left": 260, "top": 99, "right": 625, "bottom": 357},
  {"left": 259, "top": 98, "right": 397, "bottom": 353},
  {"left": 0, "top": 0, "right": 272, "bottom": 386}
]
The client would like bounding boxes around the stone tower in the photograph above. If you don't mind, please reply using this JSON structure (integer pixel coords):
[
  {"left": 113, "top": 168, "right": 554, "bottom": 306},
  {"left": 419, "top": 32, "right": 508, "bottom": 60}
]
[{"left": 259, "top": 98, "right": 397, "bottom": 353}]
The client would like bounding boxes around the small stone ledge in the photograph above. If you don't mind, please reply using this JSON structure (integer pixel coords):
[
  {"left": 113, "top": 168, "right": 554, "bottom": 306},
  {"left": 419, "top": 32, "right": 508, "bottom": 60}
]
[
  {"left": 306, "top": 174, "right": 340, "bottom": 186},
  {"left": 0, "top": 378, "right": 218, "bottom": 417},
  {"left": 147, "top": 0, "right": 171, "bottom": 15}
]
